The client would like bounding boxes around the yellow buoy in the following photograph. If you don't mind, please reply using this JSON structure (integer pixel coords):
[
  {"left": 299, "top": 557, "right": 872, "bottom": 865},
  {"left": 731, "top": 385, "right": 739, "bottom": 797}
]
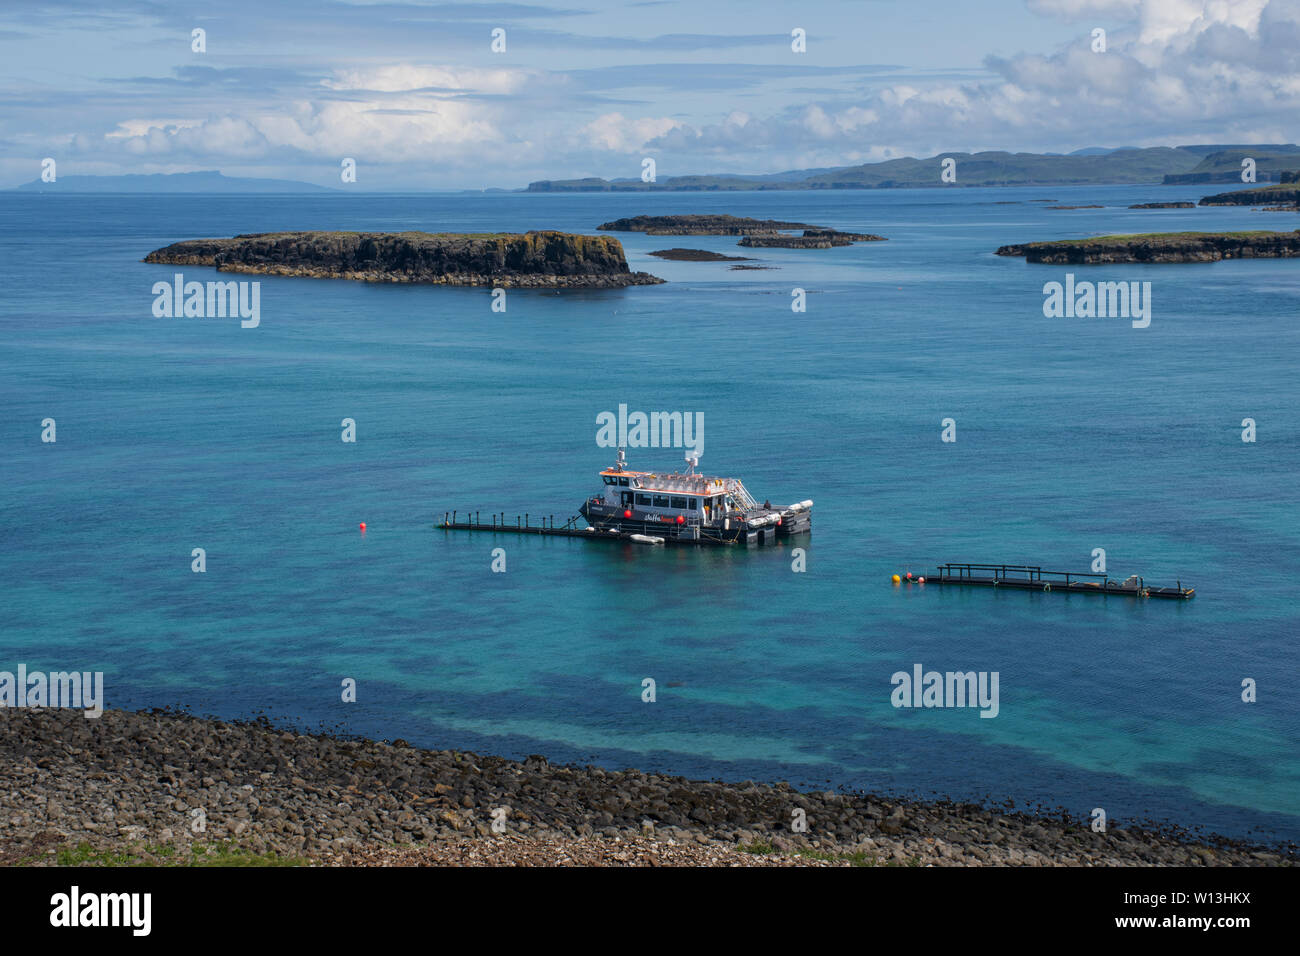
[{"left": 891, "top": 574, "right": 901, "bottom": 584}]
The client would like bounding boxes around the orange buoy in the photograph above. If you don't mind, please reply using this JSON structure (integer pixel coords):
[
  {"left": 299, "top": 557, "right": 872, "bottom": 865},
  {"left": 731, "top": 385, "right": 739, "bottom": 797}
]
[{"left": 892, "top": 574, "right": 901, "bottom": 584}]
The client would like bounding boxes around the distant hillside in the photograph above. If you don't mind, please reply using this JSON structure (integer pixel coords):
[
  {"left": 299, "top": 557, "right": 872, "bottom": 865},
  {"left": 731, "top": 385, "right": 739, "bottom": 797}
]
[
  {"left": 527, "top": 145, "right": 1300, "bottom": 192},
  {"left": 804, "top": 148, "right": 1197, "bottom": 188},
  {"left": 1161, "top": 147, "right": 1300, "bottom": 184},
  {"left": 12, "top": 171, "right": 333, "bottom": 193}
]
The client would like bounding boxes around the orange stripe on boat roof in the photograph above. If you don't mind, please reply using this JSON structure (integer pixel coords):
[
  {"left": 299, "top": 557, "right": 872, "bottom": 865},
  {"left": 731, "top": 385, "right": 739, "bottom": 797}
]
[
  {"left": 600, "top": 469, "right": 722, "bottom": 478},
  {"left": 601, "top": 469, "right": 724, "bottom": 479},
  {"left": 637, "top": 487, "right": 722, "bottom": 496}
]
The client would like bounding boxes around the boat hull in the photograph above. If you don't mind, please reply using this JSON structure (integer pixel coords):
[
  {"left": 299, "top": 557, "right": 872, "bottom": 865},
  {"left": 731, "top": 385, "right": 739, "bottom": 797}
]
[{"left": 580, "top": 501, "right": 809, "bottom": 545}]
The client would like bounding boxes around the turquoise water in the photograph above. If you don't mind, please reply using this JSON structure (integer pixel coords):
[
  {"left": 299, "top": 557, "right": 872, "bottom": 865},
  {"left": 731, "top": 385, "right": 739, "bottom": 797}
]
[{"left": 2, "top": 186, "right": 1297, "bottom": 844}]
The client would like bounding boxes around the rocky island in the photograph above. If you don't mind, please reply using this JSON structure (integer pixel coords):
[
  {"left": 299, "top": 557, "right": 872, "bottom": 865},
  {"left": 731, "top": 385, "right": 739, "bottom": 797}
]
[
  {"left": 598, "top": 214, "right": 820, "bottom": 235},
  {"left": 739, "top": 228, "right": 885, "bottom": 248},
  {"left": 598, "top": 214, "right": 886, "bottom": 248},
  {"left": 144, "top": 230, "right": 664, "bottom": 288},
  {"left": 647, "top": 248, "right": 752, "bottom": 261},
  {"left": 1198, "top": 184, "right": 1300, "bottom": 208},
  {"left": 996, "top": 230, "right": 1300, "bottom": 263},
  {"left": 1128, "top": 201, "right": 1195, "bottom": 209}
]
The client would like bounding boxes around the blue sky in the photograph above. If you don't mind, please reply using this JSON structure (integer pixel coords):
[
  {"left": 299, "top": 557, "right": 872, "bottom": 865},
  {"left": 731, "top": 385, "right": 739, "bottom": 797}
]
[{"left": 1, "top": 0, "right": 1296, "bottom": 189}]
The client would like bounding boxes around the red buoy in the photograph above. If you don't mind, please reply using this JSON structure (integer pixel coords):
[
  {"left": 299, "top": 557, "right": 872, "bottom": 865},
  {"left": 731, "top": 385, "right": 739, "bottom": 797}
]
[
  {"left": 676, "top": 515, "right": 685, "bottom": 524},
  {"left": 623, "top": 510, "right": 632, "bottom": 519},
  {"left": 359, "top": 522, "right": 366, "bottom": 532}
]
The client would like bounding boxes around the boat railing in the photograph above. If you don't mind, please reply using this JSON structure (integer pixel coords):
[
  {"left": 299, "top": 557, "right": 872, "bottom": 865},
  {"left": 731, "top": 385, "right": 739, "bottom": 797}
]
[{"left": 725, "top": 478, "right": 758, "bottom": 510}]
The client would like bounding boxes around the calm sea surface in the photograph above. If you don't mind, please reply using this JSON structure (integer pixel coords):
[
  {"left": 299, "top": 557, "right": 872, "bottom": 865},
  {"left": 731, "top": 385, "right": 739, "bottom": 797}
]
[{"left": 2, "top": 185, "right": 1297, "bottom": 843}]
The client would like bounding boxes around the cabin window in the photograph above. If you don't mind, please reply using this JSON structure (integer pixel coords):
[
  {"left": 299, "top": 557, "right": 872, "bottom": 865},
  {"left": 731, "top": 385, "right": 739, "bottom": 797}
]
[
  {"left": 603, "top": 476, "right": 614, "bottom": 485},
  {"left": 688, "top": 498, "right": 697, "bottom": 510},
  {"left": 670, "top": 497, "right": 687, "bottom": 510},
  {"left": 652, "top": 495, "right": 669, "bottom": 508},
  {"left": 618, "top": 477, "right": 630, "bottom": 487},
  {"left": 635, "top": 494, "right": 651, "bottom": 506},
  {"left": 621, "top": 492, "right": 633, "bottom": 506}
]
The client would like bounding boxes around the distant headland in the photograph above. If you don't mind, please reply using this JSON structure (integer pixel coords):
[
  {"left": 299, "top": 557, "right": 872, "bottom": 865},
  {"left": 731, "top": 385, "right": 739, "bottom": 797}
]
[
  {"left": 13, "top": 171, "right": 333, "bottom": 193},
  {"left": 144, "top": 231, "right": 664, "bottom": 288},
  {"left": 527, "top": 145, "right": 1300, "bottom": 192}
]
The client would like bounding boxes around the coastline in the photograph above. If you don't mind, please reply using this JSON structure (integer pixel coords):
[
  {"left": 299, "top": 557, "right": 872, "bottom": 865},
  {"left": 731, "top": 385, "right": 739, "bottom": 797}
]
[{"left": 2, "top": 708, "right": 1291, "bottom": 867}]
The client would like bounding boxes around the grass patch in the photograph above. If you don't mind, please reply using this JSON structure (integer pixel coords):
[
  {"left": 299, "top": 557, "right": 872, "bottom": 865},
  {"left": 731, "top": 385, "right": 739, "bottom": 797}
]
[
  {"left": 187, "top": 841, "right": 310, "bottom": 867},
  {"left": 46, "top": 840, "right": 311, "bottom": 868},
  {"left": 738, "top": 840, "right": 776, "bottom": 855},
  {"left": 795, "top": 847, "right": 882, "bottom": 867},
  {"left": 56, "top": 843, "right": 141, "bottom": 867}
]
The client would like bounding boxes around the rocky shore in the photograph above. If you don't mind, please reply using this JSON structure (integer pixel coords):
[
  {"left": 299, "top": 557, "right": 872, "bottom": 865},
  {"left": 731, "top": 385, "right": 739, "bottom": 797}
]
[
  {"left": 1, "top": 709, "right": 1291, "bottom": 867},
  {"left": 144, "top": 230, "right": 664, "bottom": 288},
  {"left": 996, "top": 230, "right": 1300, "bottom": 263}
]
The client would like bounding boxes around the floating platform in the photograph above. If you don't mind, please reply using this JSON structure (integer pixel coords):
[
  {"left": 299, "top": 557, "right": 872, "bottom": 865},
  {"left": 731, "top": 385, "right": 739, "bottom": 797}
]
[
  {"left": 923, "top": 563, "right": 1194, "bottom": 599},
  {"left": 437, "top": 512, "right": 782, "bottom": 547}
]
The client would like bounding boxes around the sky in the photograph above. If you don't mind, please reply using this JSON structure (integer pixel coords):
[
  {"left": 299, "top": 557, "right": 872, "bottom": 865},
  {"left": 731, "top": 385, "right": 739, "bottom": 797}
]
[{"left": 0, "top": 0, "right": 1296, "bottom": 189}]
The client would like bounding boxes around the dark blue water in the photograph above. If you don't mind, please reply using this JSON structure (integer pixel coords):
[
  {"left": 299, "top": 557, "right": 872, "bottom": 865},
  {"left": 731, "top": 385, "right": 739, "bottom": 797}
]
[{"left": 2, "top": 186, "right": 1297, "bottom": 844}]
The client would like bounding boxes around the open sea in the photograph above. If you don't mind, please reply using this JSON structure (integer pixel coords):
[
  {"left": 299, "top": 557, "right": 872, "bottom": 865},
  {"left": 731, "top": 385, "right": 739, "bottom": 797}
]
[{"left": 2, "top": 184, "right": 1297, "bottom": 845}]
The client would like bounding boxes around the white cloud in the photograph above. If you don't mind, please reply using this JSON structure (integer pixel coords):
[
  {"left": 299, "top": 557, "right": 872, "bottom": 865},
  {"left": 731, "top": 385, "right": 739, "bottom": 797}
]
[
  {"left": 16, "top": 0, "right": 1300, "bottom": 187},
  {"left": 626, "top": 0, "right": 1300, "bottom": 163},
  {"left": 93, "top": 67, "right": 524, "bottom": 166},
  {"left": 322, "top": 64, "right": 534, "bottom": 95},
  {"left": 579, "top": 112, "right": 685, "bottom": 152},
  {"left": 1027, "top": 0, "right": 1143, "bottom": 17}
]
